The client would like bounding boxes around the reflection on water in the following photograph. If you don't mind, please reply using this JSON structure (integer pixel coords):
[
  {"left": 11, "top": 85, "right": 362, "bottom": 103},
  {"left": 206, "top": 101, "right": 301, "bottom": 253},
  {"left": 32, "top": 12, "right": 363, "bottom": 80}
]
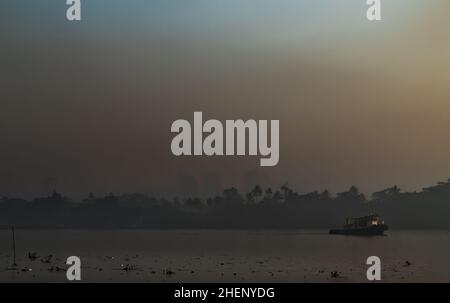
[{"left": 1, "top": 229, "right": 449, "bottom": 282}]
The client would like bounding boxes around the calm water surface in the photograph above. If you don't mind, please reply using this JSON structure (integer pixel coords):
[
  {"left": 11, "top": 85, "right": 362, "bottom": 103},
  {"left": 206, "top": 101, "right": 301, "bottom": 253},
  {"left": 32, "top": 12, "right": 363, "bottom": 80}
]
[{"left": 1, "top": 229, "right": 449, "bottom": 282}]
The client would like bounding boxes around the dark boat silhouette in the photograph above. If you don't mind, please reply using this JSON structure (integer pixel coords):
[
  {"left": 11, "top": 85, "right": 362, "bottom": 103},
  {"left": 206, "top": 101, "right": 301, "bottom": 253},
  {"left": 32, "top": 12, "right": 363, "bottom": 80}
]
[{"left": 329, "top": 214, "right": 388, "bottom": 236}]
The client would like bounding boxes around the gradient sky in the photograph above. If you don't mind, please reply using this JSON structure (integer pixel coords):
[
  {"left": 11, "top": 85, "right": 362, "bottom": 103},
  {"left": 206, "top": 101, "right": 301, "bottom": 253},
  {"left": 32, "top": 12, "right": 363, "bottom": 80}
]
[{"left": 1, "top": 0, "right": 450, "bottom": 199}]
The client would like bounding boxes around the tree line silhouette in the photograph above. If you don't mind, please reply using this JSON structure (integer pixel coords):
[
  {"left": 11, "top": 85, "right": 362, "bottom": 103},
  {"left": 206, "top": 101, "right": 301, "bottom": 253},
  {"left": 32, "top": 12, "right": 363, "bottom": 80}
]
[{"left": 2, "top": 179, "right": 450, "bottom": 229}]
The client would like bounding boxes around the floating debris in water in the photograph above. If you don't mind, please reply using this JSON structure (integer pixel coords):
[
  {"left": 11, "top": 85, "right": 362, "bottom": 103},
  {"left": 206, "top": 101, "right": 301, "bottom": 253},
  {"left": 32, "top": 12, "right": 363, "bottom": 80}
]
[
  {"left": 330, "top": 271, "right": 341, "bottom": 278},
  {"left": 21, "top": 268, "right": 33, "bottom": 272},
  {"left": 28, "top": 252, "right": 39, "bottom": 261},
  {"left": 121, "top": 264, "right": 137, "bottom": 272},
  {"left": 41, "top": 255, "right": 53, "bottom": 264}
]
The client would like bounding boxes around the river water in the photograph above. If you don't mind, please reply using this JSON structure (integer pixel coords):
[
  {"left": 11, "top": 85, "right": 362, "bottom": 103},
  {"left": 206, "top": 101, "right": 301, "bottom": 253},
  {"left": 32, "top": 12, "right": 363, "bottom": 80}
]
[{"left": 1, "top": 229, "right": 449, "bottom": 282}]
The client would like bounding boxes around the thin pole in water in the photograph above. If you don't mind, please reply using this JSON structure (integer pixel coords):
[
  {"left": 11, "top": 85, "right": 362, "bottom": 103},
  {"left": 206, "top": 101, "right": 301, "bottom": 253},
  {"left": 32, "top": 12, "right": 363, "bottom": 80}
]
[{"left": 12, "top": 226, "right": 17, "bottom": 267}]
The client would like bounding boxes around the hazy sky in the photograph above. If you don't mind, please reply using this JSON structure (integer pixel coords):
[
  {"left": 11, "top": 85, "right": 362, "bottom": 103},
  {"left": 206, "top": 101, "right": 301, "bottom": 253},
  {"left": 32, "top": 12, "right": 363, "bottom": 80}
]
[{"left": 1, "top": 0, "right": 450, "bottom": 199}]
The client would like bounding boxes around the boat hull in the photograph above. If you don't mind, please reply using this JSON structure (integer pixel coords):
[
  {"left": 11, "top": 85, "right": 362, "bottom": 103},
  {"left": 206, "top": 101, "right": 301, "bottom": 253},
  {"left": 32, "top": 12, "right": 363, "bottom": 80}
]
[{"left": 329, "top": 224, "right": 388, "bottom": 236}]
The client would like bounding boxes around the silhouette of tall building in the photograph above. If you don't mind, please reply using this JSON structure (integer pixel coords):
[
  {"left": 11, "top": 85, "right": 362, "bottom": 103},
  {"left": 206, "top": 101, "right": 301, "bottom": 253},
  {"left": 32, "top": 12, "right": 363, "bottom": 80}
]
[{"left": 177, "top": 175, "right": 198, "bottom": 197}]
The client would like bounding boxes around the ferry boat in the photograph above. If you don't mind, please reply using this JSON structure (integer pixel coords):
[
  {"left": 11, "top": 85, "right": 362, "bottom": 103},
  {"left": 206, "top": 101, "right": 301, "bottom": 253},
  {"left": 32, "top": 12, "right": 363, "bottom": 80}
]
[{"left": 329, "top": 214, "right": 388, "bottom": 236}]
